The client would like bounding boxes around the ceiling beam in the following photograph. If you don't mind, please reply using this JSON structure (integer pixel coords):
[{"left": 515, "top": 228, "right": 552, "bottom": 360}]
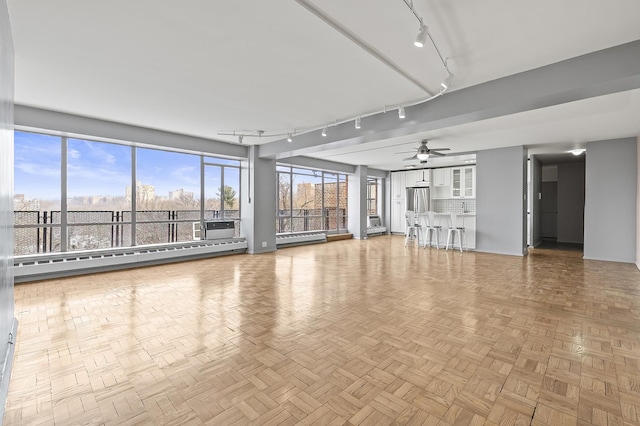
[
  {"left": 259, "top": 39, "right": 640, "bottom": 160},
  {"left": 15, "top": 106, "right": 248, "bottom": 158}
]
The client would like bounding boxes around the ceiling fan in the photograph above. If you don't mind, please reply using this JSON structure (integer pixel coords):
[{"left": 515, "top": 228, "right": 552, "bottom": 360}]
[{"left": 398, "top": 139, "right": 450, "bottom": 162}]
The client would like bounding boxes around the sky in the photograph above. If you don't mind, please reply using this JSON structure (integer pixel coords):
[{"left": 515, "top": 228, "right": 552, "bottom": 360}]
[{"left": 14, "top": 131, "right": 239, "bottom": 201}]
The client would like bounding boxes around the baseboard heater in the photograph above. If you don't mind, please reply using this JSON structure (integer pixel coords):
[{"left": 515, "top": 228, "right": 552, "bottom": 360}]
[
  {"left": 276, "top": 232, "right": 327, "bottom": 248},
  {"left": 366, "top": 226, "right": 387, "bottom": 236},
  {"left": 14, "top": 239, "right": 248, "bottom": 283}
]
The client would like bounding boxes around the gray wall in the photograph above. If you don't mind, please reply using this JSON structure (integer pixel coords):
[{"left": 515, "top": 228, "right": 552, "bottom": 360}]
[
  {"left": 584, "top": 138, "right": 637, "bottom": 262},
  {"left": 557, "top": 162, "right": 585, "bottom": 244},
  {"left": 241, "top": 146, "right": 276, "bottom": 254},
  {"left": 0, "top": 0, "right": 16, "bottom": 416},
  {"left": 476, "top": 146, "right": 527, "bottom": 256}
]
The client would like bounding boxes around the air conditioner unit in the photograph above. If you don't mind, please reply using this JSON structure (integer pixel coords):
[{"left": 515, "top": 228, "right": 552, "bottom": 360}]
[{"left": 204, "top": 221, "right": 235, "bottom": 240}]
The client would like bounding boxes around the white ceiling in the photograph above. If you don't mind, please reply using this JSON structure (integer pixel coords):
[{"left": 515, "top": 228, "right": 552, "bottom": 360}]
[{"left": 7, "top": 0, "right": 640, "bottom": 170}]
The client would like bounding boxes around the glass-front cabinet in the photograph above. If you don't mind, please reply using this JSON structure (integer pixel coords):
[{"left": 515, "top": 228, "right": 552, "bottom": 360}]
[{"left": 451, "top": 166, "right": 475, "bottom": 198}]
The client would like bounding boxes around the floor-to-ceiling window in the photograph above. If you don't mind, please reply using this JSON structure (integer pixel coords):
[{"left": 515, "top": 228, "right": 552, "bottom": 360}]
[
  {"left": 67, "top": 138, "right": 132, "bottom": 250},
  {"left": 276, "top": 165, "right": 348, "bottom": 233},
  {"left": 13, "top": 130, "right": 241, "bottom": 255},
  {"left": 14, "top": 132, "right": 62, "bottom": 255},
  {"left": 136, "top": 148, "right": 201, "bottom": 245},
  {"left": 204, "top": 157, "right": 241, "bottom": 237}
]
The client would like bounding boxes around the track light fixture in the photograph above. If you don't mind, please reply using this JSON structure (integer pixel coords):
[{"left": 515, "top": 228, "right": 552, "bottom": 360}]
[
  {"left": 414, "top": 24, "right": 428, "bottom": 48},
  {"left": 222, "top": 2, "right": 455, "bottom": 147},
  {"left": 441, "top": 73, "right": 454, "bottom": 90}
]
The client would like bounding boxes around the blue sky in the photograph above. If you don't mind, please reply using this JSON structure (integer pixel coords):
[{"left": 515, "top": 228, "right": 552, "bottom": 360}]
[{"left": 14, "top": 131, "right": 223, "bottom": 200}]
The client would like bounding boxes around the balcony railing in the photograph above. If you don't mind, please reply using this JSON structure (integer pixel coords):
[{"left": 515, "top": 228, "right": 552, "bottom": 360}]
[
  {"left": 276, "top": 208, "right": 347, "bottom": 234},
  {"left": 14, "top": 209, "right": 240, "bottom": 256}
]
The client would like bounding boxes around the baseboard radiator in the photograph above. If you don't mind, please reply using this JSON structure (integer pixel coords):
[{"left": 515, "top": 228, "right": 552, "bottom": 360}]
[
  {"left": 276, "top": 232, "right": 327, "bottom": 248},
  {"left": 14, "top": 239, "right": 248, "bottom": 283},
  {"left": 366, "top": 226, "right": 387, "bottom": 236}
]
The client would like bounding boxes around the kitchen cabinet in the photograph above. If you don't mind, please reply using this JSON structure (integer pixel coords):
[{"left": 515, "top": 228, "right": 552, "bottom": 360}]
[
  {"left": 406, "top": 169, "right": 429, "bottom": 187},
  {"left": 391, "top": 198, "right": 406, "bottom": 233},
  {"left": 432, "top": 168, "right": 451, "bottom": 187},
  {"left": 391, "top": 172, "right": 406, "bottom": 199},
  {"left": 451, "top": 166, "right": 475, "bottom": 198}
]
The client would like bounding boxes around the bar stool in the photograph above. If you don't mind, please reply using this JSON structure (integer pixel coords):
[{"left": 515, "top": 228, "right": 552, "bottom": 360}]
[
  {"left": 423, "top": 211, "right": 442, "bottom": 249},
  {"left": 404, "top": 210, "right": 422, "bottom": 247},
  {"left": 445, "top": 212, "right": 466, "bottom": 252}
]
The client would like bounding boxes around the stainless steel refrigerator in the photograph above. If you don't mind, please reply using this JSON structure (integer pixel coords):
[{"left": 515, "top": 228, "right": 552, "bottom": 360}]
[{"left": 406, "top": 186, "right": 430, "bottom": 214}]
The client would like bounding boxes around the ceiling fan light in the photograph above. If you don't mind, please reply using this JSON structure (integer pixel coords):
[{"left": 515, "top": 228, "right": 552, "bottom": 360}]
[
  {"left": 416, "top": 153, "right": 429, "bottom": 161},
  {"left": 414, "top": 25, "right": 428, "bottom": 47}
]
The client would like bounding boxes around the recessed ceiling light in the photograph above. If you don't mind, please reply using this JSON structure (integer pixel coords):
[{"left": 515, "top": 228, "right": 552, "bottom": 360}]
[{"left": 570, "top": 149, "right": 585, "bottom": 156}]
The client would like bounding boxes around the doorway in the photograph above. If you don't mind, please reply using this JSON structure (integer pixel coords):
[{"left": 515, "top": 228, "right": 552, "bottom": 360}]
[{"left": 530, "top": 154, "right": 585, "bottom": 251}]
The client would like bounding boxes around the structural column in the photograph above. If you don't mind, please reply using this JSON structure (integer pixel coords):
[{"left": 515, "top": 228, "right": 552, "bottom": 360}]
[
  {"left": 476, "top": 146, "right": 528, "bottom": 256},
  {"left": 241, "top": 145, "right": 277, "bottom": 254},
  {"left": 348, "top": 165, "right": 368, "bottom": 239}
]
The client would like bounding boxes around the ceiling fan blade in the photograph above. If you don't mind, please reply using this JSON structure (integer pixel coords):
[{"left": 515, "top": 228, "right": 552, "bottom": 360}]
[
  {"left": 395, "top": 150, "right": 415, "bottom": 154},
  {"left": 429, "top": 151, "right": 446, "bottom": 157},
  {"left": 433, "top": 147, "right": 450, "bottom": 151},
  {"left": 402, "top": 155, "right": 417, "bottom": 161}
]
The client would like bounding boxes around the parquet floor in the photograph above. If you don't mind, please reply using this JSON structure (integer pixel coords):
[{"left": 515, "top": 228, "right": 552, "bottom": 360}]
[{"left": 4, "top": 236, "right": 640, "bottom": 425}]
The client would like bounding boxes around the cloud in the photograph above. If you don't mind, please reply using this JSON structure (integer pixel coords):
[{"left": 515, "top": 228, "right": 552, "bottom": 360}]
[{"left": 68, "top": 149, "right": 81, "bottom": 159}]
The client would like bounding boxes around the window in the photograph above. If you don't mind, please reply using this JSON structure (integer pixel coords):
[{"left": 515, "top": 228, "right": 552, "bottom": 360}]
[
  {"left": 14, "top": 132, "right": 61, "bottom": 255},
  {"left": 136, "top": 148, "right": 201, "bottom": 245},
  {"left": 13, "top": 130, "right": 242, "bottom": 255},
  {"left": 67, "top": 138, "right": 132, "bottom": 250},
  {"left": 276, "top": 165, "right": 348, "bottom": 234},
  {"left": 204, "top": 157, "right": 241, "bottom": 236},
  {"left": 367, "top": 177, "right": 379, "bottom": 215}
]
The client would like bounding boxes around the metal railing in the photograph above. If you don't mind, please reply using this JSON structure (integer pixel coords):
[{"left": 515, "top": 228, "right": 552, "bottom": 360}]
[
  {"left": 14, "top": 209, "right": 240, "bottom": 255},
  {"left": 276, "top": 208, "right": 347, "bottom": 234}
]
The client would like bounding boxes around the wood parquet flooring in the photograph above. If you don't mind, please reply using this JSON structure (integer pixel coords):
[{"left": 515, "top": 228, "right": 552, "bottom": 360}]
[{"left": 4, "top": 235, "right": 640, "bottom": 425}]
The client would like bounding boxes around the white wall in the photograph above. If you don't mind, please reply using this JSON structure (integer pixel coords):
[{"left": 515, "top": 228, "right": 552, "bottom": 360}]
[
  {"left": 476, "top": 146, "right": 527, "bottom": 256},
  {"left": 348, "top": 166, "right": 367, "bottom": 239},
  {"left": 0, "top": 0, "right": 16, "bottom": 415},
  {"left": 584, "top": 138, "right": 637, "bottom": 262},
  {"left": 557, "top": 162, "right": 585, "bottom": 244},
  {"left": 531, "top": 157, "right": 542, "bottom": 247}
]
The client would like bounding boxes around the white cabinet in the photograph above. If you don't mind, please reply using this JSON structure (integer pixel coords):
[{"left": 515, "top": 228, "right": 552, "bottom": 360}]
[
  {"left": 391, "top": 198, "right": 406, "bottom": 233},
  {"left": 451, "top": 166, "right": 475, "bottom": 198},
  {"left": 432, "top": 168, "right": 451, "bottom": 187},
  {"left": 406, "top": 169, "right": 429, "bottom": 187},
  {"left": 391, "top": 172, "right": 406, "bottom": 234},
  {"left": 391, "top": 172, "right": 406, "bottom": 199}
]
